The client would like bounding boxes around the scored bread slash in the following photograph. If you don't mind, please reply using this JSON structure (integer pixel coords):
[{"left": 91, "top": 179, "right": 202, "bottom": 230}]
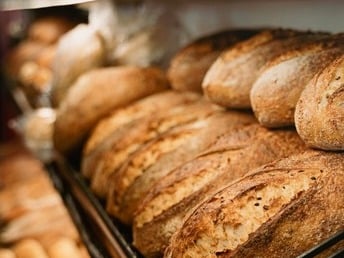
[{"left": 53, "top": 66, "right": 169, "bottom": 155}]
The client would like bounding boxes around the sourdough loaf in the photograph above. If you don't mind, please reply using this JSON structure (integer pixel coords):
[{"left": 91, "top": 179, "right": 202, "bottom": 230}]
[
  {"left": 295, "top": 54, "right": 344, "bottom": 150},
  {"left": 167, "top": 29, "right": 260, "bottom": 92},
  {"left": 133, "top": 125, "right": 306, "bottom": 257},
  {"left": 83, "top": 91, "right": 201, "bottom": 157},
  {"left": 251, "top": 34, "right": 344, "bottom": 127},
  {"left": 166, "top": 150, "right": 344, "bottom": 258},
  {"left": 202, "top": 29, "right": 328, "bottom": 108},
  {"left": 83, "top": 99, "right": 220, "bottom": 197},
  {"left": 106, "top": 111, "right": 256, "bottom": 224},
  {"left": 53, "top": 66, "right": 169, "bottom": 155}
]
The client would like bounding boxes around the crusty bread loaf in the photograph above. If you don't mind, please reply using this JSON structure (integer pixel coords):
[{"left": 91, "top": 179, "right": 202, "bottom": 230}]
[
  {"left": 133, "top": 125, "right": 306, "bottom": 257},
  {"left": 51, "top": 24, "right": 106, "bottom": 105},
  {"left": 84, "top": 100, "right": 221, "bottom": 197},
  {"left": 53, "top": 66, "right": 169, "bottom": 155},
  {"left": 295, "top": 54, "right": 344, "bottom": 150},
  {"left": 202, "top": 29, "right": 328, "bottom": 108},
  {"left": 166, "top": 150, "right": 344, "bottom": 258},
  {"left": 106, "top": 111, "right": 256, "bottom": 224},
  {"left": 83, "top": 91, "right": 201, "bottom": 157},
  {"left": 167, "top": 29, "right": 261, "bottom": 92},
  {"left": 251, "top": 35, "right": 344, "bottom": 128}
]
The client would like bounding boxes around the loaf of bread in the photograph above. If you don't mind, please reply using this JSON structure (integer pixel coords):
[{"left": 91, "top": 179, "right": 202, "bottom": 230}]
[
  {"left": 166, "top": 150, "right": 344, "bottom": 258},
  {"left": 133, "top": 125, "right": 306, "bottom": 257},
  {"left": 295, "top": 54, "right": 344, "bottom": 150},
  {"left": 167, "top": 29, "right": 260, "bottom": 92},
  {"left": 202, "top": 29, "right": 328, "bottom": 108},
  {"left": 106, "top": 111, "right": 256, "bottom": 224},
  {"left": 84, "top": 99, "right": 220, "bottom": 197},
  {"left": 251, "top": 35, "right": 344, "bottom": 127},
  {"left": 51, "top": 24, "right": 106, "bottom": 105},
  {"left": 83, "top": 91, "right": 201, "bottom": 158},
  {"left": 53, "top": 66, "right": 169, "bottom": 155},
  {"left": 13, "top": 239, "right": 48, "bottom": 258}
]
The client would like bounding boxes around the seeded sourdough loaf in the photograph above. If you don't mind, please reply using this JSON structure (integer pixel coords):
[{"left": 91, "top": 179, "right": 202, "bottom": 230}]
[
  {"left": 295, "top": 54, "right": 344, "bottom": 150},
  {"left": 53, "top": 66, "right": 169, "bottom": 155},
  {"left": 133, "top": 124, "right": 306, "bottom": 257},
  {"left": 106, "top": 111, "right": 256, "bottom": 224},
  {"left": 167, "top": 29, "right": 260, "bottom": 92},
  {"left": 83, "top": 91, "right": 201, "bottom": 158},
  {"left": 251, "top": 34, "right": 344, "bottom": 128},
  {"left": 166, "top": 150, "right": 344, "bottom": 258},
  {"left": 202, "top": 29, "right": 328, "bottom": 108},
  {"left": 83, "top": 99, "right": 220, "bottom": 197}
]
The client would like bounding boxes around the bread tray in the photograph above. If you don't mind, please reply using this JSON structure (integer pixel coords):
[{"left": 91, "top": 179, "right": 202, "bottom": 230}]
[{"left": 44, "top": 152, "right": 143, "bottom": 258}]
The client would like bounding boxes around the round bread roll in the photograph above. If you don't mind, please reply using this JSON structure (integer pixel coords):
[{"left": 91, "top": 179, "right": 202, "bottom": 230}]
[
  {"left": 295, "top": 54, "right": 344, "bottom": 150},
  {"left": 53, "top": 66, "right": 169, "bottom": 155},
  {"left": 251, "top": 36, "right": 343, "bottom": 127},
  {"left": 202, "top": 29, "right": 328, "bottom": 108},
  {"left": 167, "top": 29, "right": 260, "bottom": 93}
]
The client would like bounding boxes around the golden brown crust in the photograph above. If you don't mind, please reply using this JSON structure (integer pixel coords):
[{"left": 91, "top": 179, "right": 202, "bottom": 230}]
[
  {"left": 84, "top": 99, "right": 220, "bottom": 197},
  {"left": 166, "top": 151, "right": 344, "bottom": 258},
  {"left": 53, "top": 66, "right": 169, "bottom": 155},
  {"left": 202, "top": 30, "right": 328, "bottom": 108},
  {"left": 106, "top": 111, "right": 255, "bottom": 224},
  {"left": 133, "top": 126, "right": 306, "bottom": 257},
  {"left": 83, "top": 91, "right": 200, "bottom": 157},
  {"left": 167, "top": 29, "right": 261, "bottom": 92},
  {"left": 251, "top": 34, "right": 344, "bottom": 128},
  {"left": 295, "top": 54, "right": 344, "bottom": 150}
]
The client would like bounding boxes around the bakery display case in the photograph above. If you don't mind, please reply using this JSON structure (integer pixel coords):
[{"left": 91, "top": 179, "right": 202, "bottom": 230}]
[{"left": 1, "top": 1, "right": 344, "bottom": 258}]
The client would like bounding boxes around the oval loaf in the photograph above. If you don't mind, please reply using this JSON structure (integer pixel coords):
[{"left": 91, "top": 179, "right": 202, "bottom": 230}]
[
  {"left": 251, "top": 36, "right": 343, "bottom": 127},
  {"left": 167, "top": 29, "right": 260, "bottom": 92},
  {"left": 53, "top": 66, "right": 169, "bottom": 155},
  {"left": 295, "top": 54, "right": 344, "bottom": 150},
  {"left": 166, "top": 150, "right": 344, "bottom": 258},
  {"left": 202, "top": 30, "right": 328, "bottom": 108}
]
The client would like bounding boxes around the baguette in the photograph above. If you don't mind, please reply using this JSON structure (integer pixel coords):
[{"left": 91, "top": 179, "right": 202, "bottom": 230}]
[
  {"left": 166, "top": 151, "right": 344, "bottom": 258},
  {"left": 133, "top": 125, "right": 306, "bottom": 257},
  {"left": 106, "top": 111, "right": 255, "bottom": 224},
  {"left": 85, "top": 100, "right": 220, "bottom": 197},
  {"left": 251, "top": 35, "right": 344, "bottom": 127},
  {"left": 83, "top": 91, "right": 200, "bottom": 157},
  {"left": 167, "top": 29, "right": 260, "bottom": 92},
  {"left": 53, "top": 66, "right": 169, "bottom": 155},
  {"left": 295, "top": 54, "right": 344, "bottom": 150},
  {"left": 202, "top": 29, "right": 328, "bottom": 108}
]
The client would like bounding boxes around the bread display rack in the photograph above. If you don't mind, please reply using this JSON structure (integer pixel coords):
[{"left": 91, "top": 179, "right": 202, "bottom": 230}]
[{"left": 2, "top": 1, "right": 344, "bottom": 257}]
